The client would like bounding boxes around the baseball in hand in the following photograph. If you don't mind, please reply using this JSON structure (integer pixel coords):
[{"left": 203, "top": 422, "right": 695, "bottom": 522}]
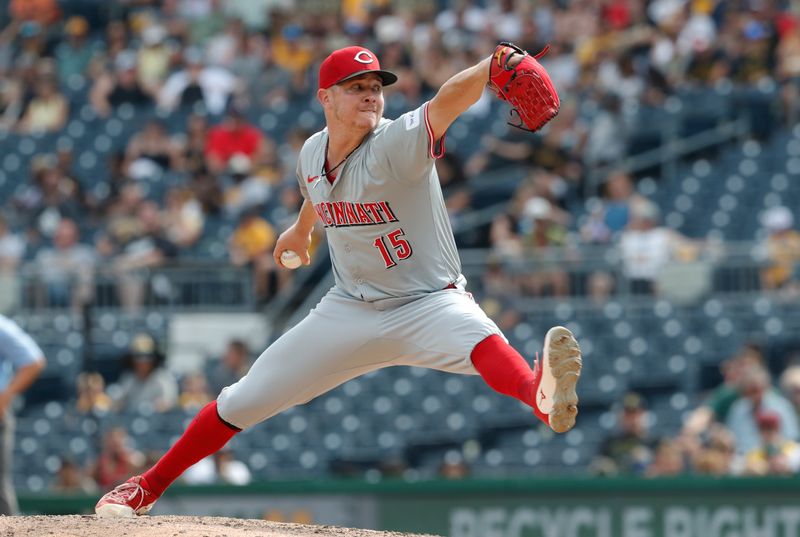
[{"left": 280, "top": 250, "right": 302, "bottom": 269}]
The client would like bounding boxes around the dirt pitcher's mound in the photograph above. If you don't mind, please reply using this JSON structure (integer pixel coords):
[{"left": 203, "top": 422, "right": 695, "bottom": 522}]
[{"left": 0, "top": 515, "right": 442, "bottom": 537}]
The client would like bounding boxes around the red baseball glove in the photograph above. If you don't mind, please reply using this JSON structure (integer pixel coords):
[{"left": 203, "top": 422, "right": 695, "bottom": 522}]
[{"left": 487, "top": 42, "right": 560, "bottom": 133}]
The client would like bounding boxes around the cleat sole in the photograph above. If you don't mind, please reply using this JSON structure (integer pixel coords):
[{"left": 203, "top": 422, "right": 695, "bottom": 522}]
[{"left": 544, "top": 326, "right": 582, "bottom": 433}]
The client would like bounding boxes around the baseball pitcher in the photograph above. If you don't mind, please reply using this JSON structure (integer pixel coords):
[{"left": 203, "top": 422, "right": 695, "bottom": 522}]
[{"left": 96, "top": 43, "right": 580, "bottom": 517}]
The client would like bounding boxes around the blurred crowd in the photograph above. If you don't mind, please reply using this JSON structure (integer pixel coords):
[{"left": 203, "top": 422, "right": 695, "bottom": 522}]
[
  {"left": 54, "top": 330, "right": 800, "bottom": 490},
  {"left": 0, "top": 0, "right": 797, "bottom": 312},
  {"left": 482, "top": 170, "right": 800, "bottom": 307},
  {"left": 591, "top": 341, "right": 800, "bottom": 478},
  {"left": 53, "top": 332, "right": 255, "bottom": 493},
  {"left": 74, "top": 332, "right": 255, "bottom": 418},
  {"left": 0, "top": 0, "right": 799, "bottom": 491}
]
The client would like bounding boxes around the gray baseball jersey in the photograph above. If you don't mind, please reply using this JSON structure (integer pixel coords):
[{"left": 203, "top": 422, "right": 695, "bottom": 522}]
[
  {"left": 296, "top": 102, "right": 462, "bottom": 301},
  {"left": 216, "top": 103, "right": 504, "bottom": 430}
]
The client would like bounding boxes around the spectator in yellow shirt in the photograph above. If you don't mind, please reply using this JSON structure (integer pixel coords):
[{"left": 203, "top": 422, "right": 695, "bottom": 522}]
[
  {"left": 229, "top": 210, "right": 277, "bottom": 304},
  {"left": 271, "top": 25, "right": 312, "bottom": 75}
]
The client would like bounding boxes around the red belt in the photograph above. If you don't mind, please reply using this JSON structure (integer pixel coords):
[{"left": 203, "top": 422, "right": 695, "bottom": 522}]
[{"left": 444, "top": 283, "right": 457, "bottom": 290}]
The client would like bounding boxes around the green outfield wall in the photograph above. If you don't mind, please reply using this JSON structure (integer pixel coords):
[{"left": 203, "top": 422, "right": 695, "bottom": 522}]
[{"left": 21, "top": 477, "right": 800, "bottom": 537}]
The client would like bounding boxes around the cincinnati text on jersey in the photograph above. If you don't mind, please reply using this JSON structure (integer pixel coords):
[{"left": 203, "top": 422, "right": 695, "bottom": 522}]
[{"left": 314, "top": 201, "right": 399, "bottom": 228}]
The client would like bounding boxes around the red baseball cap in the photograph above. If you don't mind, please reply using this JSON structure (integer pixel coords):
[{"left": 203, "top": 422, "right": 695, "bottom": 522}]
[{"left": 318, "top": 46, "right": 398, "bottom": 90}]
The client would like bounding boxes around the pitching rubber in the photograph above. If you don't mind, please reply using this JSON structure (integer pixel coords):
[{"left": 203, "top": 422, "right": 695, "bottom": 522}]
[{"left": 543, "top": 326, "right": 582, "bottom": 433}]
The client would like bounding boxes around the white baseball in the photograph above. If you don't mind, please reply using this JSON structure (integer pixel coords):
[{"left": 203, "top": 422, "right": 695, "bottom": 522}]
[{"left": 280, "top": 250, "right": 302, "bottom": 269}]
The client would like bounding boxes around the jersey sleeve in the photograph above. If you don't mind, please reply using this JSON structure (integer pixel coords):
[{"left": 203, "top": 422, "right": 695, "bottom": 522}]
[
  {"left": 0, "top": 317, "right": 45, "bottom": 368},
  {"left": 370, "top": 101, "right": 446, "bottom": 182}
]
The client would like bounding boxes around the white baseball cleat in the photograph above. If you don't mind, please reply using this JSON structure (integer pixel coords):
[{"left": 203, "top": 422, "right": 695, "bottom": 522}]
[
  {"left": 531, "top": 326, "right": 582, "bottom": 433},
  {"left": 95, "top": 475, "right": 159, "bottom": 518}
]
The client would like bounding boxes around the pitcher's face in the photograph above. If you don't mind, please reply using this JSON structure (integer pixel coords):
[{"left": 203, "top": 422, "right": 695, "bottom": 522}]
[{"left": 320, "top": 73, "right": 384, "bottom": 132}]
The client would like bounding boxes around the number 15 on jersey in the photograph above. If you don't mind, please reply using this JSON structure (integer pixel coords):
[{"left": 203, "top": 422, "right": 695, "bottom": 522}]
[{"left": 373, "top": 228, "right": 412, "bottom": 269}]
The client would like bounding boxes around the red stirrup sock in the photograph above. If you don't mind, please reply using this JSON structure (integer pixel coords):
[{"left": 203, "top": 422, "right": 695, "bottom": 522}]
[
  {"left": 471, "top": 334, "right": 537, "bottom": 407},
  {"left": 143, "top": 401, "right": 240, "bottom": 496}
]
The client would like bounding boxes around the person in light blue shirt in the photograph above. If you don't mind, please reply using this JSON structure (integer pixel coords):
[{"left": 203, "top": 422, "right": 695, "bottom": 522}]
[
  {"left": 726, "top": 364, "right": 799, "bottom": 455},
  {"left": 0, "top": 315, "right": 46, "bottom": 514}
]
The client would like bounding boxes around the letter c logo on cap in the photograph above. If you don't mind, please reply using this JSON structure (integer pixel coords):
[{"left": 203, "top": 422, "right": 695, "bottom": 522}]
[{"left": 354, "top": 51, "right": 374, "bottom": 64}]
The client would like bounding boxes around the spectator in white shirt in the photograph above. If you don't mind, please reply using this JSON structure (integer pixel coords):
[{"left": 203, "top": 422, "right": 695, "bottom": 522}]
[
  {"left": 33, "top": 218, "right": 96, "bottom": 309},
  {"left": 618, "top": 198, "right": 695, "bottom": 294},
  {"left": 0, "top": 215, "right": 23, "bottom": 272},
  {"left": 0, "top": 215, "right": 23, "bottom": 313},
  {"left": 158, "top": 47, "right": 239, "bottom": 116}
]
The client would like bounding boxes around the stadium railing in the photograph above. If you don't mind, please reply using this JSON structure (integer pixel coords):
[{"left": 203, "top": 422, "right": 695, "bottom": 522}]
[
  {"left": 13, "top": 261, "right": 255, "bottom": 312},
  {"left": 459, "top": 240, "right": 771, "bottom": 301}
]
